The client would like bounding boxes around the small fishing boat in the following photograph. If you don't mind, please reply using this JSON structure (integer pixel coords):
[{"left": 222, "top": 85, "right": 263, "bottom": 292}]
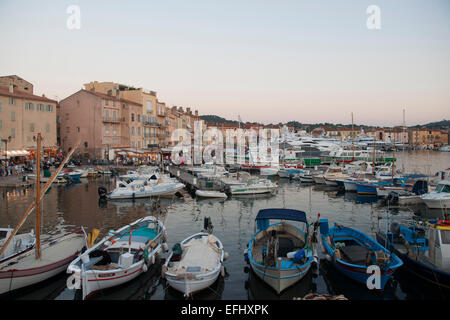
[
  {"left": 420, "top": 180, "right": 450, "bottom": 209},
  {"left": 0, "top": 228, "right": 35, "bottom": 263},
  {"left": 355, "top": 180, "right": 391, "bottom": 195},
  {"left": 195, "top": 190, "right": 228, "bottom": 199},
  {"left": 163, "top": 218, "right": 226, "bottom": 297},
  {"left": 376, "top": 218, "right": 450, "bottom": 290},
  {"left": 319, "top": 219, "right": 403, "bottom": 290},
  {"left": 67, "top": 216, "right": 168, "bottom": 300},
  {"left": 245, "top": 209, "right": 319, "bottom": 294}
]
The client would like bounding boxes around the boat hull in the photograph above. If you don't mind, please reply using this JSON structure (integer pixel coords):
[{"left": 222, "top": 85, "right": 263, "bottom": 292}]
[
  {"left": 249, "top": 260, "right": 311, "bottom": 294},
  {"left": 0, "top": 233, "right": 84, "bottom": 295},
  {"left": 343, "top": 181, "right": 357, "bottom": 192}
]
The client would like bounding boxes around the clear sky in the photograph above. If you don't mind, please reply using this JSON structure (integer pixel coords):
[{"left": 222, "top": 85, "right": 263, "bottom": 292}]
[{"left": 0, "top": 0, "right": 449, "bottom": 126}]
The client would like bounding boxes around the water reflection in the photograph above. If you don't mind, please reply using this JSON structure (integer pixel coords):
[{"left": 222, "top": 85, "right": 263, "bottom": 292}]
[{"left": 1, "top": 149, "right": 449, "bottom": 300}]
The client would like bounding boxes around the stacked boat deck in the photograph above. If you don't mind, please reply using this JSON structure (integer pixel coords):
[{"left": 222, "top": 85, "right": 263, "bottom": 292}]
[
  {"left": 169, "top": 235, "right": 221, "bottom": 276},
  {"left": 252, "top": 224, "right": 306, "bottom": 266}
]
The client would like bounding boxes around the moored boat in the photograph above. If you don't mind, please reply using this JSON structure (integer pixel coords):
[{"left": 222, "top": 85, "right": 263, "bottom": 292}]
[
  {"left": 319, "top": 219, "right": 403, "bottom": 290},
  {"left": 66, "top": 216, "right": 168, "bottom": 299},
  {"left": 420, "top": 180, "right": 450, "bottom": 209},
  {"left": 163, "top": 218, "right": 226, "bottom": 297},
  {"left": 245, "top": 209, "right": 319, "bottom": 294},
  {"left": 376, "top": 218, "right": 450, "bottom": 290}
]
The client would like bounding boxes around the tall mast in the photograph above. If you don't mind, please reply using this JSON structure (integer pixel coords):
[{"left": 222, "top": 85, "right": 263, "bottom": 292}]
[
  {"left": 372, "top": 135, "right": 376, "bottom": 177},
  {"left": 351, "top": 112, "right": 355, "bottom": 160},
  {"left": 402, "top": 109, "right": 406, "bottom": 173},
  {"left": 35, "top": 133, "right": 41, "bottom": 260},
  {"left": 392, "top": 134, "right": 395, "bottom": 185}
]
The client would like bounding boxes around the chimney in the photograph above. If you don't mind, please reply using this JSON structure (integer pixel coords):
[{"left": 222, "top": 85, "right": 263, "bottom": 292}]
[{"left": 9, "top": 85, "right": 13, "bottom": 93}]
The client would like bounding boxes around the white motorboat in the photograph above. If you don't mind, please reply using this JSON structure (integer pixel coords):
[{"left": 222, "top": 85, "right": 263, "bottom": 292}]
[
  {"left": 230, "top": 178, "right": 277, "bottom": 195},
  {"left": 163, "top": 218, "right": 226, "bottom": 297},
  {"left": 421, "top": 180, "right": 450, "bottom": 209},
  {"left": 67, "top": 216, "right": 168, "bottom": 300},
  {"left": 105, "top": 178, "right": 185, "bottom": 200},
  {"left": 0, "top": 228, "right": 35, "bottom": 263},
  {"left": 260, "top": 167, "right": 279, "bottom": 177},
  {"left": 195, "top": 190, "right": 228, "bottom": 199}
]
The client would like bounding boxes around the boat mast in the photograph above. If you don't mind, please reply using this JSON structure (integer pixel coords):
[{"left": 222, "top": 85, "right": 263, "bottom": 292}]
[
  {"left": 351, "top": 112, "right": 355, "bottom": 161},
  {"left": 392, "top": 134, "right": 395, "bottom": 186},
  {"left": 36, "top": 133, "right": 41, "bottom": 259},
  {"left": 372, "top": 135, "right": 376, "bottom": 177},
  {"left": 0, "top": 140, "right": 80, "bottom": 258},
  {"left": 402, "top": 109, "right": 406, "bottom": 173}
]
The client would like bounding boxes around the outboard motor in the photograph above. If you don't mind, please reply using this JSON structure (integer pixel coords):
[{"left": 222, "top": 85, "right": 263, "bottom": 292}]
[
  {"left": 390, "top": 222, "right": 401, "bottom": 238},
  {"left": 412, "top": 180, "right": 428, "bottom": 195},
  {"left": 98, "top": 186, "right": 108, "bottom": 199},
  {"left": 203, "top": 217, "right": 213, "bottom": 233}
]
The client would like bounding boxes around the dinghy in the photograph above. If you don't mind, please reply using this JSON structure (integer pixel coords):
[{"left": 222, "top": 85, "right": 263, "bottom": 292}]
[
  {"left": 245, "top": 209, "right": 319, "bottom": 294},
  {"left": 67, "top": 216, "right": 168, "bottom": 299},
  {"left": 319, "top": 219, "right": 403, "bottom": 290},
  {"left": 163, "top": 218, "right": 226, "bottom": 297},
  {"left": 195, "top": 190, "right": 228, "bottom": 199}
]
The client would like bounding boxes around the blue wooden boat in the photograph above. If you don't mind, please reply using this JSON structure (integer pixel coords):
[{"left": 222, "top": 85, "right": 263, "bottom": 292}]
[
  {"left": 244, "top": 209, "right": 319, "bottom": 294},
  {"left": 319, "top": 219, "right": 403, "bottom": 290},
  {"left": 356, "top": 180, "right": 391, "bottom": 195},
  {"left": 376, "top": 219, "right": 450, "bottom": 290}
]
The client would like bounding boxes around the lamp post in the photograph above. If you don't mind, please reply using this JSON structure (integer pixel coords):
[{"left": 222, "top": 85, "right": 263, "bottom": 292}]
[{"left": 1, "top": 136, "right": 12, "bottom": 161}]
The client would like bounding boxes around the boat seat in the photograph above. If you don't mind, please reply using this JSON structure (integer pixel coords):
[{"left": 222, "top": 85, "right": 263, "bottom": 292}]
[
  {"left": 339, "top": 245, "right": 370, "bottom": 265},
  {"left": 277, "top": 237, "right": 295, "bottom": 257}
]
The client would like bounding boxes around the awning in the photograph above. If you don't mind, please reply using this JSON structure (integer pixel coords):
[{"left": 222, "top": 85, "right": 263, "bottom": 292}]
[
  {"left": 1, "top": 149, "right": 30, "bottom": 159},
  {"left": 255, "top": 208, "right": 308, "bottom": 224}
]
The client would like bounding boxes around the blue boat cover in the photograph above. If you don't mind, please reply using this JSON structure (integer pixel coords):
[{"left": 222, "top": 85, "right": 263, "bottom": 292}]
[{"left": 255, "top": 208, "right": 308, "bottom": 223}]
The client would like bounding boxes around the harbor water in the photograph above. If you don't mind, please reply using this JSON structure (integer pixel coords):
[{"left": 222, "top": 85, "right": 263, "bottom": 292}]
[{"left": 1, "top": 150, "right": 449, "bottom": 300}]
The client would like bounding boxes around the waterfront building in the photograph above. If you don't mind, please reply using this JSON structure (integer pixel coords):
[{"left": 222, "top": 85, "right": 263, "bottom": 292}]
[
  {"left": 0, "top": 76, "right": 57, "bottom": 159},
  {"left": 59, "top": 89, "right": 141, "bottom": 160}
]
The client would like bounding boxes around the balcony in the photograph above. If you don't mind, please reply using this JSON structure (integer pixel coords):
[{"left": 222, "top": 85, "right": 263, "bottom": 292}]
[
  {"left": 142, "top": 120, "right": 160, "bottom": 127},
  {"left": 103, "top": 117, "right": 121, "bottom": 123}
]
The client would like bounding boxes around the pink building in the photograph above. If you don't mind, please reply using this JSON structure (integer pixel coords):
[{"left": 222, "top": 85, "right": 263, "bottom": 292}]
[{"left": 59, "top": 89, "right": 142, "bottom": 160}]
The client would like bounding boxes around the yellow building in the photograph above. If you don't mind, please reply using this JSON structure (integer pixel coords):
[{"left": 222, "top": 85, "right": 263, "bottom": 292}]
[
  {"left": 0, "top": 81, "right": 57, "bottom": 159},
  {"left": 409, "top": 129, "right": 448, "bottom": 147}
]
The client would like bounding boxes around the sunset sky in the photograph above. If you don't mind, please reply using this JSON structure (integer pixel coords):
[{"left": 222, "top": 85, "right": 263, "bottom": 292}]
[{"left": 0, "top": 0, "right": 449, "bottom": 126}]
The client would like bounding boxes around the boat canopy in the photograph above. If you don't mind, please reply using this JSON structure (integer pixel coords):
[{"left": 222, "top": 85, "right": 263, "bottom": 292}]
[{"left": 255, "top": 208, "right": 308, "bottom": 224}]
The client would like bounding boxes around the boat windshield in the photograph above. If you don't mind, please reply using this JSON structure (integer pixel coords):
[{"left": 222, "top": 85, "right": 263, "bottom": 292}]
[
  {"left": 440, "top": 230, "right": 450, "bottom": 244},
  {"left": 435, "top": 184, "right": 450, "bottom": 193}
]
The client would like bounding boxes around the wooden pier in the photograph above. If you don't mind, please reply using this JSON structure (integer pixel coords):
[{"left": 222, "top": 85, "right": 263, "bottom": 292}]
[{"left": 163, "top": 165, "right": 227, "bottom": 194}]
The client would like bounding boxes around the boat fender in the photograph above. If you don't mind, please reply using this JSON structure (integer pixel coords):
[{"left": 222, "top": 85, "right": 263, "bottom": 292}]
[
  {"left": 149, "top": 253, "right": 156, "bottom": 265},
  {"left": 221, "top": 265, "right": 226, "bottom": 277},
  {"left": 162, "top": 243, "right": 169, "bottom": 252},
  {"left": 223, "top": 251, "right": 229, "bottom": 261},
  {"left": 161, "top": 265, "right": 168, "bottom": 279},
  {"left": 335, "top": 249, "right": 342, "bottom": 260},
  {"left": 142, "top": 263, "right": 148, "bottom": 272}
]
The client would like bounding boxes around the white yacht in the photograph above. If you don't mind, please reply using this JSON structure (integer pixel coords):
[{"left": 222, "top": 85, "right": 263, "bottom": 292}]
[{"left": 421, "top": 180, "right": 450, "bottom": 209}]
